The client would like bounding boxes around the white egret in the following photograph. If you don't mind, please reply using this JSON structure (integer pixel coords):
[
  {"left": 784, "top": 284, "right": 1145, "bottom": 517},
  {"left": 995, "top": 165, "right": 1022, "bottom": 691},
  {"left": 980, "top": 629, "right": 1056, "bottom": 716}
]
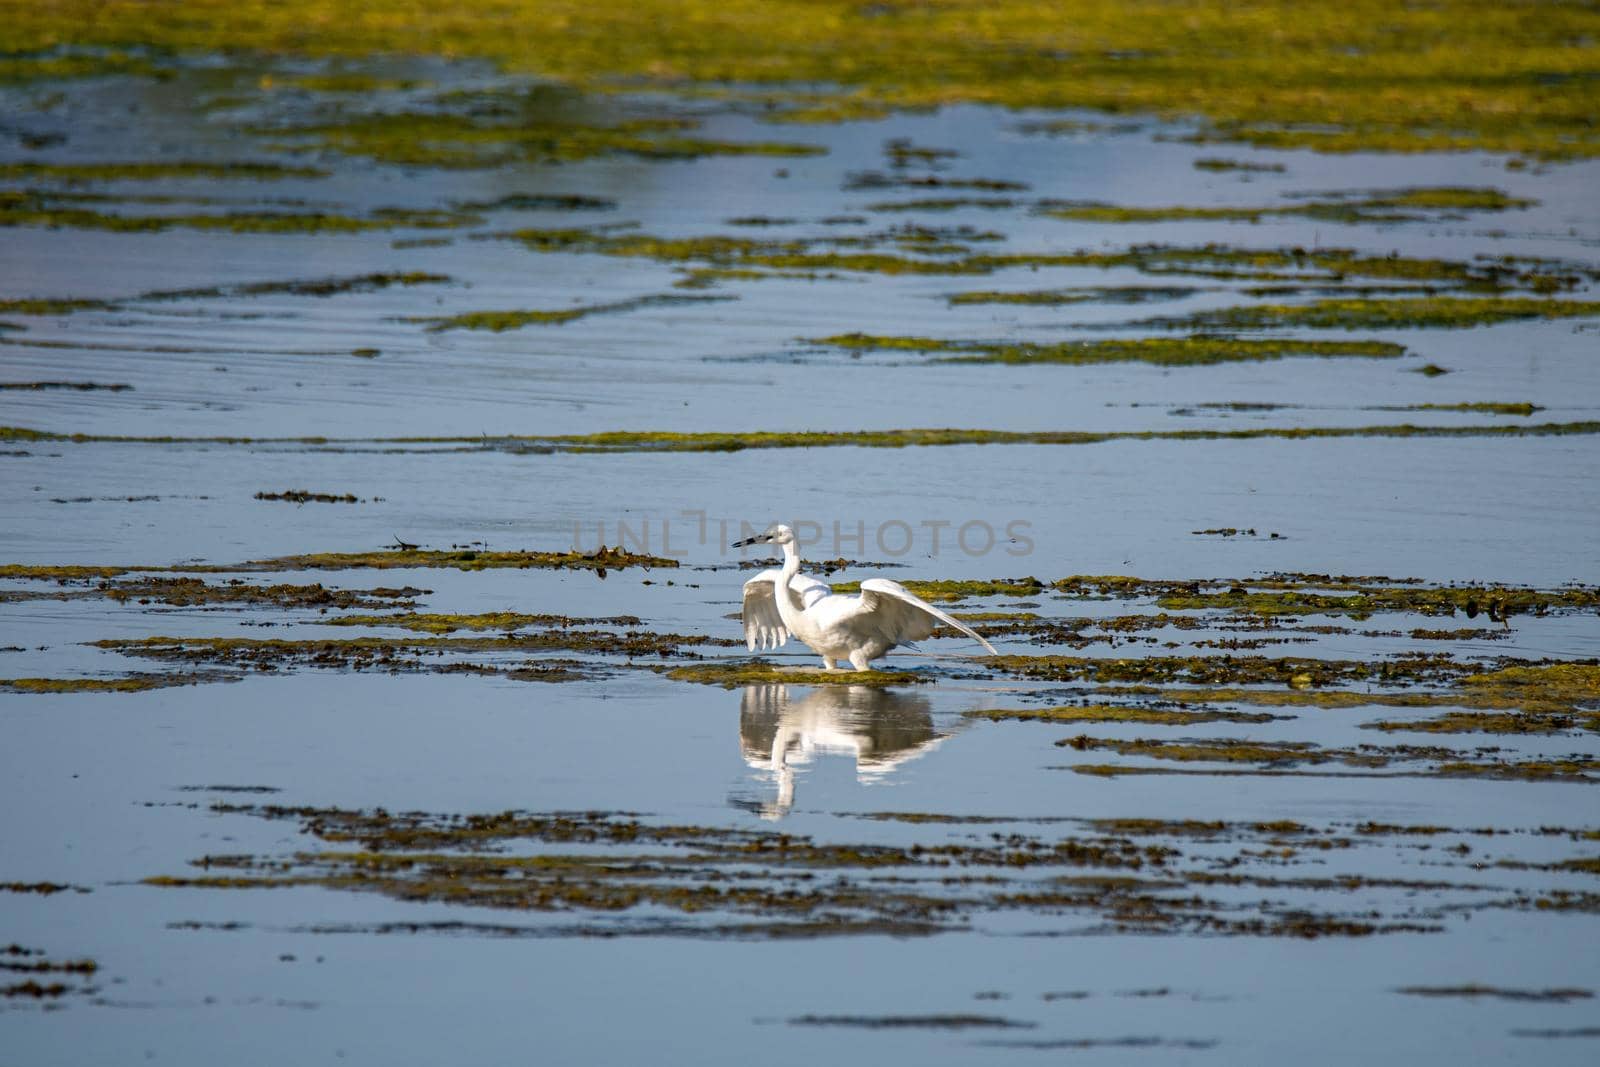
[{"left": 733, "top": 523, "right": 998, "bottom": 670}]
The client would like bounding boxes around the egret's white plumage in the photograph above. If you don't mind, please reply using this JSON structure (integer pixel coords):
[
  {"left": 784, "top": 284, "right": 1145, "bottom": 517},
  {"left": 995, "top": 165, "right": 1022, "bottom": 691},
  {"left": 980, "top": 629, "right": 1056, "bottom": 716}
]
[{"left": 735, "top": 523, "right": 998, "bottom": 670}]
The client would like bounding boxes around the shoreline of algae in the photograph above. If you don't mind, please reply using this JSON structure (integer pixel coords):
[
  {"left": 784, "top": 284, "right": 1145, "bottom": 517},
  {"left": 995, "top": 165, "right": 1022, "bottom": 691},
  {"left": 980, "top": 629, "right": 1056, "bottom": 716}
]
[
  {"left": 486, "top": 231, "right": 1593, "bottom": 292},
  {"left": 817, "top": 333, "right": 1407, "bottom": 367},
  {"left": 10, "top": 566, "right": 1592, "bottom": 728},
  {"left": 1057, "top": 735, "right": 1600, "bottom": 781},
  {"left": 1048, "top": 673, "right": 1600, "bottom": 737},
  {"left": 0, "top": 189, "right": 483, "bottom": 235},
  {"left": 140, "top": 804, "right": 1600, "bottom": 940},
  {"left": 1154, "top": 297, "right": 1600, "bottom": 332},
  {"left": 0, "top": 271, "right": 452, "bottom": 318},
  {"left": 0, "top": 674, "right": 232, "bottom": 694},
  {"left": 6, "top": 421, "right": 1600, "bottom": 456},
  {"left": 257, "top": 108, "right": 824, "bottom": 170},
  {"left": 0, "top": 545, "right": 678, "bottom": 580},
  {"left": 1040, "top": 187, "right": 1535, "bottom": 226},
  {"left": 0, "top": 161, "right": 329, "bottom": 182},
  {"left": 3, "top": 3, "right": 1598, "bottom": 159},
  {"left": 416, "top": 294, "right": 727, "bottom": 332}
]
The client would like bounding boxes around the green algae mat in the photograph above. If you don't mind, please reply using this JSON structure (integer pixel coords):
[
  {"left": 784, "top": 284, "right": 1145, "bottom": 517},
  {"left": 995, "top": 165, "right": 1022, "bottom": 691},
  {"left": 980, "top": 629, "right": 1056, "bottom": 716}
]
[{"left": 5, "top": 1, "right": 1598, "bottom": 158}]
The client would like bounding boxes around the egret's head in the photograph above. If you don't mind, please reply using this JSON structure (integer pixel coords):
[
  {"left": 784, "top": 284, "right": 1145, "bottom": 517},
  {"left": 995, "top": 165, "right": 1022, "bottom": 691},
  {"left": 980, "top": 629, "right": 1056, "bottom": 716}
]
[{"left": 731, "top": 523, "right": 794, "bottom": 548}]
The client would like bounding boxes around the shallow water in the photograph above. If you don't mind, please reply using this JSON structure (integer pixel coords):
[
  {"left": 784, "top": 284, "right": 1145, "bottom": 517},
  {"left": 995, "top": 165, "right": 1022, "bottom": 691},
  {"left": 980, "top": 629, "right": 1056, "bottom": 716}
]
[{"left": 2, "top": 56, "right": 1598, "bottom": 1064}]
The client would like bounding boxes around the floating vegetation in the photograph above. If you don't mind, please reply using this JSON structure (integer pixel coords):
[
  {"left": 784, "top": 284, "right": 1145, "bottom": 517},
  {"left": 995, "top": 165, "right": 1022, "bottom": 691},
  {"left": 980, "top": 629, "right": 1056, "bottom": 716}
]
[
  {"left": 1041, "top": 187, "right": 1533, "bottom": 226},
  {"left": 282, "top": 72, "right": 430, "bottom": 93},
  {"left": 0, "top": 381, "right": 131, "bottom": 391},
  {"left": 987, "top": 652, "right": 1475, "bottom": 689},
  {"left": 816, "top": 333, "right": 1407, "bottom": 367},
  {"left": 490, "top": 229, "right": 1590, "bottom": 294},
  {"left": 20, "top": 547, "right": 669, "bottom": 576},
  {"left": 194, "top": 272, "right": 453, "bottom": 300},
  {"left": 492, "top": 225, "right": 1001, "bottom": 276},
  {"left": 97, "top": 577, "right": 423, "bottom": 610},
  {"left": 1105, "top": 673, "right": 1594, "bottom": 724},
  {"left": 1508, "top": 1027, "right": 1600, "bottom": 1039},
  {"left": 1120, "top": 246, "right": 1593, "bottom": 293},
  {"left": 416, "top": 293, "right": 726, "bottom": 332},
  {"left": 1151, "top": 582, "right": 1600, "bottom": 620},
  {"left": 674, "top": 266, "right": 832, "bottom": 289},
  {"left": 254, "top": 490, "right": 361, "bottom": 504},
  {"left": 99, "top": 628, "right": 726, "bottom": 675},
  {"left": 0, "top": 48, "right": 164, "bottom": 85},
  {"left": 0, "top": 883, "right": 89, "bottom": 896},
  {"left": 1059, "top": 735, "right": 1457, "bottom": 769},
  {"left": 5, "top": 570, "right": 1596, "bottom": 680},
  {"left": 844, "top": 172, "right": 1028, "bottom": 192},
  {"left": 948, "top": 286, "right": 1201, "bottom": 306},
  {"left": 789, "top": 1014, "right": 1033, "bottom": 1030},
  {"left": 482, "top": 419, "right": 1555, "bottom": 451},
  {"left": 666, "top": 661, "right": 928, "bottom": 688},
  {"left": 452, "top": 193, "right": 616, "bottom": 212},
  {"left": 0, "top": 563, "right": 129, "bottom": 579},
  {"left": 1365, "top": 710, "right": 1600, "bottom": 736},
  {"left": 139, "top": 802, "right": 1592, "bottom": 941},
  {"left": 323, "top": 611, "right": 642, "bottom": 635},
  {"left": 964, "top": 705, "right": 1283, "bottom": 726},
  {"left": 421, "top": 307, "right": 603, "bottom": 330},
  {"left": 0, "top": 189, "right": 480, "bottom": 234},
  {"left": 1160, "top": 297, "right": 1600, "bottom": 332},
  {"left": 241, "top": 546, "right": 678, "bottom": 573},
  {"left": 0, "top": 161, "right": 328, "bottom": 182},
  {"left": 1465, "top": 663, "right": 1600, "bottom": 702},
  {"left": 866, "top": 197, "right": 1019, "bottom": 213},
  {"left": 0, "top": 547, "right": 673, "bottom": 586},
  {"left": 8, "top": 420, "right": 1600, "bottom": 456},
  {"left": 1194, "top": 158, "right": 1287, "bottom": 173},
  {"left": 976, "top": 1037, "right": 1220, "bottom": 1052},
  {"left": 0, "top": 296, "right": 112, "bottom": 316},
  {"left": 0, "top": 673, "right": 229, "bottom": 694},
  {"left": 0, "top": 271, "right": 452, "bottom": 323},
  {"left": 883, "top": 138, "right": 959, "bottom": 167},
  {"left": 1386, "top": 402, "right": 1542, "bottom": 417},
  {"left": 0, "top": 945, "right": 100, "bottom": 1006},
  {"left": 1427, "top": 760, "right": 1600, "bottom": 783},
  {"left": 1013, "top": 118, "right": 1148, "bottom": 137},
  {"left": 1068, "top": 753, "right": 1599, "bottom": 782},
  {"left": 7, "top": 3, "right": 1600, "bottom": 158},
  {"left": 260, "top": 108, "right": 823, "bottom": 169}
]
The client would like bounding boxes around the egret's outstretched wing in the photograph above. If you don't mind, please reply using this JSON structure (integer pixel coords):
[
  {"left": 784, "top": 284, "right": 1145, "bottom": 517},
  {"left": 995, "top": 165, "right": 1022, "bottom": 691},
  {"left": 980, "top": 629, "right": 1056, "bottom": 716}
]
[
  {"left": 740, "top": 570, "right": 832, "bottom": 651},
  {"left": 741, "top": 570, "right": 788, "bottom": 650},
  {"left": 858, "top": 579, "right": 999, "bottom": 655}
]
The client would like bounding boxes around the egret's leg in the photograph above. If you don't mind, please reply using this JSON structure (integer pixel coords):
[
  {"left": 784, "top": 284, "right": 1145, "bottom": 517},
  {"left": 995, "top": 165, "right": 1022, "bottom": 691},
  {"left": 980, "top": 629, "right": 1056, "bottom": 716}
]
[
  {"left": 821, "top": 657, "right": 838, "bottom": 671},
  {"left": 847, "top": 650, "right": 872, "bottom": 672}
]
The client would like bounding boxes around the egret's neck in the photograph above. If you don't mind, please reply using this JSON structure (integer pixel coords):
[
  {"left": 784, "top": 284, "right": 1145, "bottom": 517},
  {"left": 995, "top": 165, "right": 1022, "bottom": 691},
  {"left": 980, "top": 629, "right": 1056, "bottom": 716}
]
[{"left": 777, "top": 541, "right": 804, "bottom": 612}]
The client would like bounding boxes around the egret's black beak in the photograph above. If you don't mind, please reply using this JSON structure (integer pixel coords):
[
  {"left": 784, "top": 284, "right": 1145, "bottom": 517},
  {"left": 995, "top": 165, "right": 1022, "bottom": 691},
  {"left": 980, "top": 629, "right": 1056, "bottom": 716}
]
[{"left": 731, "top": 536, "right": 762, "bottom": 548}]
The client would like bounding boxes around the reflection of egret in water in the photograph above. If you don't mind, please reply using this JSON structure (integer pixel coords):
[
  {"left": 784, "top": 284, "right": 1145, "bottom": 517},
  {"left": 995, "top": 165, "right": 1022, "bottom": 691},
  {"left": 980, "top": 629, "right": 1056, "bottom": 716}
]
[{"left": 737, "top": 684, "right": 947, "bottom": 818}]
